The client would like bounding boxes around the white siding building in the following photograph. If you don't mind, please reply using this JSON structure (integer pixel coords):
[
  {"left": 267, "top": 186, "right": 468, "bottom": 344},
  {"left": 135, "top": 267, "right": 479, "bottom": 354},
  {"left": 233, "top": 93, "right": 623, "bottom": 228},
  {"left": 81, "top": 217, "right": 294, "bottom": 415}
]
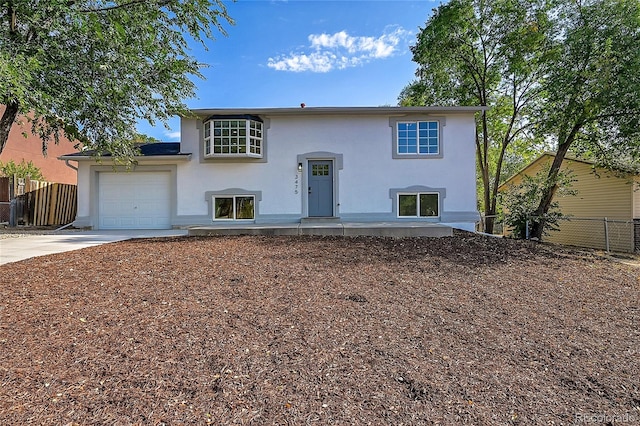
[{"left": 63, "top": 107, "right": 482, "bottom": 232}]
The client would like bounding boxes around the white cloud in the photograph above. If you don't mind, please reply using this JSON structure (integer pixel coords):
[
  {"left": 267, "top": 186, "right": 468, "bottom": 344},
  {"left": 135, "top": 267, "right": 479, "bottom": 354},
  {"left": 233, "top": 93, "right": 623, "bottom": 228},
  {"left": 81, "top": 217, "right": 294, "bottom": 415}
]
[
  {"left": 164, "top": 131, "right": 181, "bottom": 141},
  {"left": 267, "top": 27, "right": 411, "bottom": 73}
]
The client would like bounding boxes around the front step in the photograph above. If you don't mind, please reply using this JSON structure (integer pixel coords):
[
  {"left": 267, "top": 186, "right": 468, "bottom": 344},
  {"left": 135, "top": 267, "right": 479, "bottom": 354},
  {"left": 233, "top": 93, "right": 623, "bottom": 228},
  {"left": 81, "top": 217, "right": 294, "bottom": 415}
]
[{"left": 300, "top": 217, "right": 341, "bottom": 224}]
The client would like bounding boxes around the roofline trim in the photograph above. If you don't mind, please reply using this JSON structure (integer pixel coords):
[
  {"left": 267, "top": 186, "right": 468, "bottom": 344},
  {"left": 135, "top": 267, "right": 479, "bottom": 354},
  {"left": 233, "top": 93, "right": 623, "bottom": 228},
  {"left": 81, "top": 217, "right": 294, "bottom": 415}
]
[
  {"left": 498, "top": 152, "right": 636, "bottom": 191},
  {"left": 58, "top": 154, "right": 192, "bottom": 162},
  {"left": 187, "top": 106, "right": 488, "bottom": 117}
]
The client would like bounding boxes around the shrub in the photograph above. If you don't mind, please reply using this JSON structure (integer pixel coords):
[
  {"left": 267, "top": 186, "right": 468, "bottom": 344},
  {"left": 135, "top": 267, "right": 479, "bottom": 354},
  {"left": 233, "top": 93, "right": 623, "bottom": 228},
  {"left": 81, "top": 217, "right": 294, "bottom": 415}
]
[{"left": 0, "top": 159, "right": 45, "bottom": 180}]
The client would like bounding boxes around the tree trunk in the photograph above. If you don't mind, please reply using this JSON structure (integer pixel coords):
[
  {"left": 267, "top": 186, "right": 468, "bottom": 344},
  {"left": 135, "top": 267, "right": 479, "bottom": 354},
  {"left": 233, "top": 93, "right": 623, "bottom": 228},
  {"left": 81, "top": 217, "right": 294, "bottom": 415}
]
[
  {"left": 529, "top": 128, "right": 578, "bottom": 239},
  {"left": 479, "top": 110, "right": 494, "bottom": 234},
  {"left": 0, "top": 101, "right": 20, "bottom": 155}
]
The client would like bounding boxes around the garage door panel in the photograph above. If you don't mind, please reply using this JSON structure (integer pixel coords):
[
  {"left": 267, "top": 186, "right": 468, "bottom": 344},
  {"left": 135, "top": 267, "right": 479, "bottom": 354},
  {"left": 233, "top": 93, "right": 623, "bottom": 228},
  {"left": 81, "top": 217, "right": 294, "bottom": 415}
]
[{"left": 98, "top": 172, "right": 171, "bottom": 230}]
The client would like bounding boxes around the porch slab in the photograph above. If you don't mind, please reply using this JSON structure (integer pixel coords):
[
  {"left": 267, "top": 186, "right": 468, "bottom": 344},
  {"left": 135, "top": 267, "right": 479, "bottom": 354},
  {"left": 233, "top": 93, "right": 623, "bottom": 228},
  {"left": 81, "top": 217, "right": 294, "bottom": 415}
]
[
  {"left": 188, "top": 223, "right": 299, "bottom": 236},
  {"left": 188, "top": 221, "right": 453, "bottom": 238}
]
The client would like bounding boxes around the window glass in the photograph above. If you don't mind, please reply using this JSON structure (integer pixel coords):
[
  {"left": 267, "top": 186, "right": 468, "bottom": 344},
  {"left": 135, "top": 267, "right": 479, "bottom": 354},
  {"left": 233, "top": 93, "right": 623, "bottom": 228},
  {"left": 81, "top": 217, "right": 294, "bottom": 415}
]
[
  {"left": 214, "top": 198, "right": 233, "bottom": 219},
  {"left": 397, "top": 121, "right": 438, "bottom": 155},
  {"left": 398, "top": 194, "right": 417, "bottom": 216},
  {"left": 398, "top": 193, "right": 439, "bottom": 217},
  {"left": 235, "top": 197, "right": 255, "bottom": 219},
  {"left": 420, "top": 193, "right": 439, "bottom": 216},
  {"left": 214, "top": 196, "right": 255, "bottom": 220},
  {"left": 206, "top": 118, "right": 263, "bottom": 157}
]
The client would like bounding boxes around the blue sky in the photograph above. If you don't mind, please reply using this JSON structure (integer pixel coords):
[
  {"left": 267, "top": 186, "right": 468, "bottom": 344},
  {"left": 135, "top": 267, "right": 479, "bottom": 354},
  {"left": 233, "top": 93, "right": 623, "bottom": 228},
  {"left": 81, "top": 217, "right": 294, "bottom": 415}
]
[{"left": 138, "top": 0, "right": 444, "bottom": 140}]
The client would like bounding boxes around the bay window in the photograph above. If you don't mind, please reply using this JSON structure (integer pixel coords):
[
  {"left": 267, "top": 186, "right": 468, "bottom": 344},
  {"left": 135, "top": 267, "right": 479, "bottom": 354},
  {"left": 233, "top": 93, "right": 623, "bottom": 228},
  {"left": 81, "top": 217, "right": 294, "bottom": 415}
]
[{"left": 204, "top": 115, "right": 263, "bottom": 158}]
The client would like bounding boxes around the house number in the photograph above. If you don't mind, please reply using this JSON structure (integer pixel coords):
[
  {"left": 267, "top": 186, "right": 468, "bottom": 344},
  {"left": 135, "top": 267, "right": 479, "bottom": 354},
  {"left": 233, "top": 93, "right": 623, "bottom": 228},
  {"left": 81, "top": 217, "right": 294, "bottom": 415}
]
[{"left": 294, "top": 173, "right": 299, "bottom": 194}]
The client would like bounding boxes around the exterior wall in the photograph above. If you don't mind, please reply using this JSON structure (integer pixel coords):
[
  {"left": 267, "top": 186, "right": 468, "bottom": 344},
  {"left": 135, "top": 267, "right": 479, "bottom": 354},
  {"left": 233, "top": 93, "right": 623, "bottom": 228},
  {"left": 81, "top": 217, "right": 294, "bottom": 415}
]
[
  {"left": 177, "top": 112, "right": 478, "bottom": 228},
  {"left": 73, "top": 160, "right": 181, "bottom": 228},
  {"left": 502, "top": 154, "right": 635, "bottom": 251},
  {"left": 73, "top": 109, "right": 480, "bottom": 229},
  {"left": 0, "top": 106, "right": 78, "bottom": 184},
  {"left": 555, "top": 158, "right": 631, "bottom": 220},
  {"left": 633, "top": 178, "right": 640, "bottom": 219}
]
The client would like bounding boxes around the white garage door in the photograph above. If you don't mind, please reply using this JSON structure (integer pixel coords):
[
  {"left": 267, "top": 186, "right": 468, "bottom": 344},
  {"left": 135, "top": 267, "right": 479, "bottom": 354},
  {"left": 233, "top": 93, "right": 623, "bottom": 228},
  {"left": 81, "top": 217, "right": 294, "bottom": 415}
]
[{"left": 98, "top": 172, "right": 171, "bottom": 229}]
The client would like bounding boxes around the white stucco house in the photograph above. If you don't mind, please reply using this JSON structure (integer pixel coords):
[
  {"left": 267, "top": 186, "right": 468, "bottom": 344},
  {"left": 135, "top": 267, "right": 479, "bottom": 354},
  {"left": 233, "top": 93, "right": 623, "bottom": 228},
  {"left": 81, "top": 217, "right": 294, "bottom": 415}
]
[{"left": 60, "top": 106, "right": 482, "bottom": 232}]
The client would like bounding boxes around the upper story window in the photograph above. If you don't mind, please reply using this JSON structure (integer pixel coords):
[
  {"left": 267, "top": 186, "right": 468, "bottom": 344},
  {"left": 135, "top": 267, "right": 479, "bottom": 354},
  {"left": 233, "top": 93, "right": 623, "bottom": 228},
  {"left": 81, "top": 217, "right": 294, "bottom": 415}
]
[
  {"left": 204, "top": 115, "right": 263, "bottom": 158},
  {"left": 390, "top": 117, "right": 444, "bottom": 159},
  {"left": 397, "top": 121, "right": 439, "bottom": 155}
]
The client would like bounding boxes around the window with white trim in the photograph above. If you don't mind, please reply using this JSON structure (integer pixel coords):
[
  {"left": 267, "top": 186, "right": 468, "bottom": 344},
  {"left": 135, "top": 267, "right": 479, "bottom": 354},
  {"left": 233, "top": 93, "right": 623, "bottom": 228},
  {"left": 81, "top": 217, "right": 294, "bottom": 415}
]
[
  {"left": 204, "top": 116, "right": 263, "bottom": 158},
  {"left": 213, "top": 195, "right": 255, "bottom": 220},
  {"left": 397, "top": 121, "right": 439, "bottom": 155},
  {"left": 398, "top": 193, "right": 439, "bottom": 217}
]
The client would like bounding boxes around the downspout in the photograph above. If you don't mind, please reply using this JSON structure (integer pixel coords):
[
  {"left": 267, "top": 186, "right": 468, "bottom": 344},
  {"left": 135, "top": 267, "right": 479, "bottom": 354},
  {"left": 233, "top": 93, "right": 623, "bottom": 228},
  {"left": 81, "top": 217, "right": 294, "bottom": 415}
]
[{"left": 64, "top": 159, "right": 78, "bottom": 171}]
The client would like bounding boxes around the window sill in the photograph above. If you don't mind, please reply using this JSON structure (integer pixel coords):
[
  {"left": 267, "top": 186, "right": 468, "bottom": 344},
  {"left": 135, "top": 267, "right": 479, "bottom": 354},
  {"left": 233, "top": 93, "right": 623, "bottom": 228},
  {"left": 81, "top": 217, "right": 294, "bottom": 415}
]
[
  {"left": 205, "top": 153, "right": 262, "bottom": 159},
  {"left": 393, "top": 153, "right": 443, "bottom": 159},
  {"left": 397, "top": 216, "right": 440, "bottom": 220}
]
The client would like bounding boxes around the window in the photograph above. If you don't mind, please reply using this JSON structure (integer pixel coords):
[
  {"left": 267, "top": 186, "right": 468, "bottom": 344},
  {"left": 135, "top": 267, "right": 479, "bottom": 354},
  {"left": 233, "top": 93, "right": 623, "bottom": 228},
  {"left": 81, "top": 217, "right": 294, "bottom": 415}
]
[
  {"left": 311, "top": 163, "right": 330, "bottom": 176},
  {"left": 214, "top": 196, "right": 255, "bottom": 220},
  {"left": 398, "top": 193, "right": 439, "bottom": 217},
  {"left": 204, "top": 116, "right": 263, "bottom": 158},
  {"left": 397, "top": 121, "right": 439, "bottom": 155}
]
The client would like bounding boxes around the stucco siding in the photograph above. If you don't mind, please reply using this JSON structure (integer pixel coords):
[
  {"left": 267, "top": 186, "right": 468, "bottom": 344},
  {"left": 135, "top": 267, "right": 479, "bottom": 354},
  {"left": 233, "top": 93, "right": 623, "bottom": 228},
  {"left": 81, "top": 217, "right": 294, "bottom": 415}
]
[
  {"left": 73, "top": 108, "right": 480, "bottom": 228},
  {"left": 177, "top": 113, "right": 478, "bottom": 222}
]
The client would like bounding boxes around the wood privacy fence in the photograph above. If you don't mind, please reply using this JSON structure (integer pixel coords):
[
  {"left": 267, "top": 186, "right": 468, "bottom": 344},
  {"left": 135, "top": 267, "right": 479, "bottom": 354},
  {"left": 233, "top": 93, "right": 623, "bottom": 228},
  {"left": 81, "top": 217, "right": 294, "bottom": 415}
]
[
  {"left": 0, "top": 177, "right": 9, "bottom": 223},
  {"left": 1, "top": 176, "right": 77, "bottom": 226}
]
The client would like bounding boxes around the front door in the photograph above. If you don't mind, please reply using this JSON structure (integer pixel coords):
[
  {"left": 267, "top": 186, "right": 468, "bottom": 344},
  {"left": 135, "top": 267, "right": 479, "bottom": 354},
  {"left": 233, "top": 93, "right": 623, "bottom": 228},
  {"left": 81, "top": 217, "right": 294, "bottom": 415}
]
[{"left": 308, "top": 160, "right": 333, "bottom": 217}]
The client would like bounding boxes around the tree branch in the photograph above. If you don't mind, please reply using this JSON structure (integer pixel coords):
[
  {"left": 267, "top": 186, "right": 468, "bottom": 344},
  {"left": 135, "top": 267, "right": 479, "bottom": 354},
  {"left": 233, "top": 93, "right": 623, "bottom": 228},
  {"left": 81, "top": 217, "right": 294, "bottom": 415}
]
[{"left": 77, "top": 0, "right": 171, "bottom": 13}]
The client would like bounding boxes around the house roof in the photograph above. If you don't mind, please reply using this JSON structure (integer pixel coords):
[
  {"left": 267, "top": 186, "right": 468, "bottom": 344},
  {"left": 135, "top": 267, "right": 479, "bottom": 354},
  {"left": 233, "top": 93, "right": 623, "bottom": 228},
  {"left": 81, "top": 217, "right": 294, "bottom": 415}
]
[
  {"left": 498, "top": 152, "right": 637, "bottom": 191},
  {"left": 189, "top": 106, "right": 488, "bottom": 118},
  {"left": 58, "top": 142, "right": 192, "bottom": 161}
]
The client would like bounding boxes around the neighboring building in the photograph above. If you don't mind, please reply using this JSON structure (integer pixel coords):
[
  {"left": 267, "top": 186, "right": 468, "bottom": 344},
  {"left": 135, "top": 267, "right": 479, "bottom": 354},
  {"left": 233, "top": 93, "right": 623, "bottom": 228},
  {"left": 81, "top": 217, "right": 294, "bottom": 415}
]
[
  {"left": 499, "top": 153, "right": 640, "bottom": 252},
  {"left": 0, "top": 105, "right": 78, "bottom": 185},
  {"left": 60, "top": 106, "right": 482, "bottom": 231}
]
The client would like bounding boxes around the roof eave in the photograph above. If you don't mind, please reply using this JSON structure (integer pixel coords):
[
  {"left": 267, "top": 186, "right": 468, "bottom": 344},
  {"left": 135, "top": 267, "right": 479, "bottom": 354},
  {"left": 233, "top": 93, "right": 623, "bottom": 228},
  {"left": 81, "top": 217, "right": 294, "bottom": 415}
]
[
  {"left": 187, "top": 106, "right": 488, "bottom": 118},
  {"left": 58, "top": 154, "right": 192, "bottom": 162}
]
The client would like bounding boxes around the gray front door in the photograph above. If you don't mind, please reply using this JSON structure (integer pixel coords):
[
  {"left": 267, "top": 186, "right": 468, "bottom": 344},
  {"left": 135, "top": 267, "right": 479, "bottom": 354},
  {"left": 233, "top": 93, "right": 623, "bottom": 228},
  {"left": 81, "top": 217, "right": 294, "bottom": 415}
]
[{"left": 308, "top": 160, "right": 333, "bottom": 217}]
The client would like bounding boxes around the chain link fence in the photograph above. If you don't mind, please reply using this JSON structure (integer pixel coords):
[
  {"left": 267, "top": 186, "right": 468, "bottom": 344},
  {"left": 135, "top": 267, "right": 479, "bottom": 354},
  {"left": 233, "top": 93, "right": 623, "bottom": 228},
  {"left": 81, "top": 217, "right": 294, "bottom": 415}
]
[
  {"left": 477, "top": 215, "right": 505, "bottom": 236},
  {"left": 478, "top": 215, "right": 639, "bottom": 253}
]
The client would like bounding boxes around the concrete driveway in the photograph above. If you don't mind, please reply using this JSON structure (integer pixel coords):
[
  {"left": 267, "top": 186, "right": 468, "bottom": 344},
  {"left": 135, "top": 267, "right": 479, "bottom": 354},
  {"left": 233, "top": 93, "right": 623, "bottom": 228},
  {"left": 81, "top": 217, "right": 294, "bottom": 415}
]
[{"left": 0, "top": 229, "right": 188, "bottom": 265}]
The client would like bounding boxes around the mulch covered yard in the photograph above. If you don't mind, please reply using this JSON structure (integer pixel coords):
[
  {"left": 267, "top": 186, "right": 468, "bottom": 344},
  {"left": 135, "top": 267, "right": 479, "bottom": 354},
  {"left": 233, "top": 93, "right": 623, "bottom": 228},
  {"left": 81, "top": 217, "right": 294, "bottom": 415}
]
[{"left": 0, "top": 232, "right": 638, "bottom": 425}]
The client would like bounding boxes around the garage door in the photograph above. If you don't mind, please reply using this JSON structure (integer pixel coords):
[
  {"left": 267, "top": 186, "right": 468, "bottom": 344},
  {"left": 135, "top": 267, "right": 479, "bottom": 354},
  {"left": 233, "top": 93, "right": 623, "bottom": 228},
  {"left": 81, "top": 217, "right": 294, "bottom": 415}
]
[{"left": 98, "top": 172, "right": 171, "bottom": 229}]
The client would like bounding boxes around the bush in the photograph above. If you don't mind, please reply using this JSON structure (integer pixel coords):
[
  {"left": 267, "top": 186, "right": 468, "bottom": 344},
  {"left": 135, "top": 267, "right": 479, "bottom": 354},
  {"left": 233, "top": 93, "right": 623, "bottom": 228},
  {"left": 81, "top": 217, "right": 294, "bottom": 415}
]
[
  {"left": 0, "top": 159, "right": 45, "bottom": 180},
  {"left": 500, "top": 166, "right": 575, "bottom": 239}
]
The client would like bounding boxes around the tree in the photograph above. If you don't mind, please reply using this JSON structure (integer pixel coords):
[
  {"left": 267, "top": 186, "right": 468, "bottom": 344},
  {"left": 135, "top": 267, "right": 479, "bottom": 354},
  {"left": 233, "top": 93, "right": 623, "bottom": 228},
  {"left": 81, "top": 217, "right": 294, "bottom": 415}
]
[
  {"left": 0, "top": 159, "right": 44, "bottom": 180},
  {"left": 399, "top": 0, "right": 553, "bottom": 234},
  {"left": 0, "top": 0, "right": 232, "bottom": 159},
  {"left": 500, "top": 164, "right": 575, "bottom": 239},
  {"left": 529, "top": 0, "right": 640, "bottom": 239}
]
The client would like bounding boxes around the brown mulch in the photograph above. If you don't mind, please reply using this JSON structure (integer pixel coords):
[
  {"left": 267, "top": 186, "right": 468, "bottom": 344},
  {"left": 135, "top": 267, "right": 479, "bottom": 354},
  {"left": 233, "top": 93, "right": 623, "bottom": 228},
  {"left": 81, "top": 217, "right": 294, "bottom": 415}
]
[{"left": 1, "top": 232, "right": 638, "bottom": 425}]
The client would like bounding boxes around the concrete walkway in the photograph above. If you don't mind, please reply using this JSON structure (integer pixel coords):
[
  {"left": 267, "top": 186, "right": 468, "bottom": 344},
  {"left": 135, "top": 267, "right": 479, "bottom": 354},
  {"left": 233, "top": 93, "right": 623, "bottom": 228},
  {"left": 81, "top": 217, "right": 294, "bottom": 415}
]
[{"left": 0, "top": 229, "right": 188, "bottom": 265}]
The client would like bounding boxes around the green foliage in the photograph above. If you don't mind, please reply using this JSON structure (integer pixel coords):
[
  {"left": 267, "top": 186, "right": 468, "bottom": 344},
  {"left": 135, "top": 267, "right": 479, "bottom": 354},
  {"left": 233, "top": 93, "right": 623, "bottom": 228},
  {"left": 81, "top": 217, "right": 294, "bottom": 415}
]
[
  {"left": 535, "top": 0, "right": 640, "bottom": 157},
  {"left": 527, "top": 0, "right": 640, "bottom": 238},
  {"left": 402, "top": 0, "right": 640, "bottom": 237},
  {"left": 0, "top": 0, "right": 232, "bottom": 161},
  {"left": 500, "top": 165, "right": 576, "bottom": 239},
  {"left": 400, "top": 0, "right": 554, "bottom": 233},
  {"left": 0, "top": 159, "right": 44, "bottom": 180}
]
